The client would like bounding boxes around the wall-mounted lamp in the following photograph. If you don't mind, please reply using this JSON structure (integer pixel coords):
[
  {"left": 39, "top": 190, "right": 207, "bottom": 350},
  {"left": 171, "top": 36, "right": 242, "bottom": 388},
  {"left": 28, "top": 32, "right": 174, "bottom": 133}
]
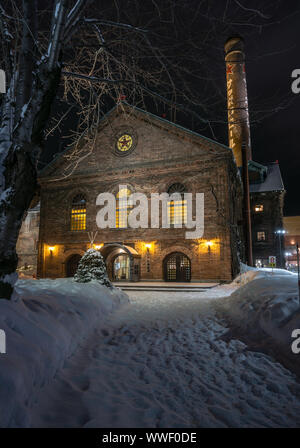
[
  {"left": 145, "top": 243, "right": 152, "bottom": 250},
  {"left": 94, "top": 244, "right": 103, "bottom": 250},
  {"left": 206, "top": 241, "right": 213, "bottom": 247},
  {"left": 49, "top": 246, "right": 55, "bottom": 256}
]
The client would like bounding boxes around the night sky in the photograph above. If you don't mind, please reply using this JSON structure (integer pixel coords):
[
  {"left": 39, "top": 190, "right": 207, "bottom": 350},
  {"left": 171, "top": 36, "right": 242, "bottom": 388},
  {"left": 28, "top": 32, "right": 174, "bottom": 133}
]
[
  {"left": 44, "top": 1, "right": 300, "bottom": 216},
  {"left": 242, "top": 3, "right": 300, "bottom": 216}
]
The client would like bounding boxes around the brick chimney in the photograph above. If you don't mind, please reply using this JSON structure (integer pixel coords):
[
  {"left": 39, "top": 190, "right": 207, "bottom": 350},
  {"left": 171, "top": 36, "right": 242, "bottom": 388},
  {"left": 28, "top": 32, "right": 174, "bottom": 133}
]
[
  {"left": 224, "top": 36, "right": 252, "bottom": 167},
  {"left": 225, "top": 36, "right": 253, "bottom": 266}
]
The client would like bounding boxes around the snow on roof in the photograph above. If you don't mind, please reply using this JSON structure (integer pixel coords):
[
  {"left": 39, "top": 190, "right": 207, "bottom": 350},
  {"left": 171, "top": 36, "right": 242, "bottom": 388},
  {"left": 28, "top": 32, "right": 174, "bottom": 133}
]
[{"left": 250, "top": 162, "right": 284, "bottom": 193}]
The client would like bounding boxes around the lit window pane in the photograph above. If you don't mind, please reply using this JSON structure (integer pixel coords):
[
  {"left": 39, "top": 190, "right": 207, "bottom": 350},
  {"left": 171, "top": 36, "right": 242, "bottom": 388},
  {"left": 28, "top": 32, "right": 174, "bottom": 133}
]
[
  {"left": 168, "top": 200, "right": 187, "bottom": 225},
  {"left": 116, "top": 188, "right": 133, "bottom": 228},
  {"left": 257, "top": 231, "right": 266, "bottom": 241},
  {"left": 71, "top": 194, "right": 87, "bottom": 231},
  {"left": 255, "top": 204, "right": 264, "bottom": 213},
  {"left": 71, "top": 208, "right": 86, "bottom": 231}
]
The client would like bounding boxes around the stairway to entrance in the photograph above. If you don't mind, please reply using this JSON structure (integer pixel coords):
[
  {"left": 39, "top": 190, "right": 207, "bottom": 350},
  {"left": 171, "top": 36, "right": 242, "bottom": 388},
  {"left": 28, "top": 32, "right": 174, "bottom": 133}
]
[{"left": 112, "top": 281, "right": 219, "bottom": 292}]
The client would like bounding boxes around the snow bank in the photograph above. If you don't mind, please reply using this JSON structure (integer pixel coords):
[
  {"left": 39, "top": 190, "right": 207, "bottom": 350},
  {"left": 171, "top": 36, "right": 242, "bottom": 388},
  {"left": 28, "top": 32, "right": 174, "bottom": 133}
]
[
  {"left": 0, "top": 278, "right": 129, "bottom": 427},
  {"left": 232, "top": 263, "right": 296, "bottom": 286},
  {"left": 217, "top": 266, "right": 300, "bottom": 365}
]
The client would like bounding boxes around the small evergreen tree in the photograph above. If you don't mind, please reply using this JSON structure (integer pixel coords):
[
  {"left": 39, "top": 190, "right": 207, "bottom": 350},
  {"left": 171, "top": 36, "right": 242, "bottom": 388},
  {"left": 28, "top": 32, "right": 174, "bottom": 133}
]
[{"left": 74, "top": 249, "right": 111, "bottom": 287}]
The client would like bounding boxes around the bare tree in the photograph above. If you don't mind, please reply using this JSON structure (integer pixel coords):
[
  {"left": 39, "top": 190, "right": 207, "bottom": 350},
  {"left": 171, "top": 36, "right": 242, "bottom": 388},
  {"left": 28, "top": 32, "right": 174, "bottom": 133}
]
[
  {"left": 0, "top": 0, "right": 95, "bottom": 299},
  {"left": 0, "top": 0, "right": 286, "bottom": 299}
]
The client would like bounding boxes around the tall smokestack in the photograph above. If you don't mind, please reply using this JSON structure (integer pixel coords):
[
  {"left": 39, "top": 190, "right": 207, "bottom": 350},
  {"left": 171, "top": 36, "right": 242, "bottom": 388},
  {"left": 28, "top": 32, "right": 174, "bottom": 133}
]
[
  {"left": 225, "top": 36, "right": 253, "bottom": 266},
  {"left": 224, "top": 36, "right": 252, "bottom": 167}
]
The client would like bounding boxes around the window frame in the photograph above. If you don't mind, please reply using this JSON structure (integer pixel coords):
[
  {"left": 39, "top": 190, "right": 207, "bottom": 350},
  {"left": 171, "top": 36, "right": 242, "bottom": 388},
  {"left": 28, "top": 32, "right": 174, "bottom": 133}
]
[
  {"left": 256, "top": 231, "right": 266, "bottom": 241},
  {"left": 167, "top": 183, "right": 187, "bottom": 227},
  {"left": 115, "top": 188, "right": 133, "bottom": 229},
  {"left": 254, "top": 204, "right": 264, "bottom": 213},
  {"left": 70, "top": 194, "right": 87, "bottom": 232}
]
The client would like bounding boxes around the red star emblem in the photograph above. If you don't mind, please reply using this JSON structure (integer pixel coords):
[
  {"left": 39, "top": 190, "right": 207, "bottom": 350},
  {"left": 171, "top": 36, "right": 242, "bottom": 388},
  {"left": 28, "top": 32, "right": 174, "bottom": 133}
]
[
  {"left": 119, "top": 136, "right": 131, "bottom": 148},
  {"left": 226, "top": 64, "right": 233, "bottom": 74}
]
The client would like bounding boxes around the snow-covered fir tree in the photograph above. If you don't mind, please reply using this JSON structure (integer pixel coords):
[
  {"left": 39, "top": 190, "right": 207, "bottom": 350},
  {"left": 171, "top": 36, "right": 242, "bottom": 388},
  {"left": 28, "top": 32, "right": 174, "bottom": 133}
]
[{"left": 74, "top": 249, "right": 111, "bottom": 287}]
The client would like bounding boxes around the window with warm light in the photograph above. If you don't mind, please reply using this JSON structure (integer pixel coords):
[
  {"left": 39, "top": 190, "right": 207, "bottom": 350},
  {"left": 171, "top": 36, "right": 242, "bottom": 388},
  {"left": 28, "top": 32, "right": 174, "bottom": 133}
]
[
  {"left": 116, "top": 188, "right": 133, "bottom": 228},
  {"left": 167, "top": 183, "right": 187, "bottom": 226},
  {"left": 255, "top": 204, "right": 264, "bottom": 213},
  {"left": 71, "top": 194, "right": 86, "bottom": 231},
  {"left": 257, "top": 231, "right": 266, "bottom": 241}
]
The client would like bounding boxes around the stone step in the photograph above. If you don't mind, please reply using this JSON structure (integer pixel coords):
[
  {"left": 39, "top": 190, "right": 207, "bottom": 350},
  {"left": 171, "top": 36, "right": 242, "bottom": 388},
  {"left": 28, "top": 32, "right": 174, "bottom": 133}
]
[
  {"left": 113, "top": 282, "right": 219, "bottom": 289},
  {"left": 117, "top": 287, "right": 210, "bottom": 292}
]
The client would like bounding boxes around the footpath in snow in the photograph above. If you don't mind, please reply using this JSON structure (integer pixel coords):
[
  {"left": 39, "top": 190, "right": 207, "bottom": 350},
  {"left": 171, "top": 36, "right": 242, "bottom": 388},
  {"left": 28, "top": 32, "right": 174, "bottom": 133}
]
[
  {"left": 1, "top": 268, "right": 300, "bottom": 428},
  {"left": 27, "top": 271, "right": 300, "bottom": 428}
]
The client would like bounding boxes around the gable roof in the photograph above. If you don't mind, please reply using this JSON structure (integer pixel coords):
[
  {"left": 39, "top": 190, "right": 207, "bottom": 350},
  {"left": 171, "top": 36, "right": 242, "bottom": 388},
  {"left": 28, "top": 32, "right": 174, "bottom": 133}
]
[
  {"left": 39, "top": 101, "right": 232, "bottom": 177},
  {"left": 249, "top": 162, "right": 284, "bottom": 193},
  {"left": 114, "top": 102, "right": 232, "bottom": 151}
]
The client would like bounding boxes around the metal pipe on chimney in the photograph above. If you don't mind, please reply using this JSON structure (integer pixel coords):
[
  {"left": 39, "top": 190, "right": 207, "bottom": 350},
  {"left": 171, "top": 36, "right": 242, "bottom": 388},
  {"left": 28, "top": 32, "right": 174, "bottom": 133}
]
[{"left": 225, "top": 36, "right": 253, "bottom": 266}]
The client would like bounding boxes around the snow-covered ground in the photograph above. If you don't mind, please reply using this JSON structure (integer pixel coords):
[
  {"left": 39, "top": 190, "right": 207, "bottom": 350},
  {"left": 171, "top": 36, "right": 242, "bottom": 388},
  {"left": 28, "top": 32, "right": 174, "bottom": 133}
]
[
  {"left": 27, "top": 279, "right": 300, "bottom": 428},
  {"left": 218, "top": 267, "right": 300, "bottom": 361},
  {"left": 0, "top": 279, "right": 128, "bottom": 427},
  {"left": 1, "top": 270, "right": 300, "bottom": 428}
]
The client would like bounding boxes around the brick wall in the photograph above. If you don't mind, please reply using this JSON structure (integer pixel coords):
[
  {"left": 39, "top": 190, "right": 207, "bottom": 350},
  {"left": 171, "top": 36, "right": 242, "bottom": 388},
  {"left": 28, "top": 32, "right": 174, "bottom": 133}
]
[{"left": 37, "top": 106, "right": 243, "bottom": 282}]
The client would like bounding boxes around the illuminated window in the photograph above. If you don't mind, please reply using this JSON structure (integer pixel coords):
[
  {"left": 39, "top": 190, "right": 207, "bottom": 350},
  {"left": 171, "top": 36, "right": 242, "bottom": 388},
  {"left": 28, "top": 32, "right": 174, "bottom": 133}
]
[
  {"left": 116, "top": 188, "right": 133, "bottom": 228},
  {"left": 167, "top": 183, "right": 187, "bottom": 226},
  {"left": 71, "top": 194, "right": 86, "bottom": 231},
  {"left": 168, "top": 200, "right": 187, "bottom": 225},
  {"left": 255, "top": 204, "right": 264, "bottom": 213},
  {"left": 257, "top": 231, "right": 266, "bottom": 241}
]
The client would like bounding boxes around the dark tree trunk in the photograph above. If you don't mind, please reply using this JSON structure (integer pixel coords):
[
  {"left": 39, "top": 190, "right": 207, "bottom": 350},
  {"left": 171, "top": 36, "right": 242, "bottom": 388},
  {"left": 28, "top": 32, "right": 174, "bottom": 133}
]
[
  {"left": 0, "top": 0, "right": 90, "bottom": 299},
  {"left": 0, "top": 148, "right": 37, "bottom": 299},
  {"left": 0, "top": 64, "right": 62, "bottom": 299}
]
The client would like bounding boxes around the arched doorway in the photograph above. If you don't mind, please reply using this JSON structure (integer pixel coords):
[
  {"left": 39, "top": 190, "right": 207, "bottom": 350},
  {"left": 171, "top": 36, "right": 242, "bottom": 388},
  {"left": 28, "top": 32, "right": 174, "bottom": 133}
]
[
  {"left": 113, "top": 253, "right": 130, "bottom": 281},
  {"left": 66, "top": 254, "right": 82, "bottom": 277},
  {"left": 100, "top": 243, "right": 141, "bottom": 282},
  {"left": 164, "top": 252, "right": 191, "bottom": 282}
]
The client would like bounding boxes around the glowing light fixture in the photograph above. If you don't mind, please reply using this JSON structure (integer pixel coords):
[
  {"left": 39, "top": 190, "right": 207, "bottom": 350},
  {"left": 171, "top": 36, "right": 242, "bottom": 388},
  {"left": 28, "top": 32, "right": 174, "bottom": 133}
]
[
  {"left": 49, "top": 246, "right": 55, "bottom": 256},
  {"left": 94, "top": 244, "right": 103, "bottom": 250}
]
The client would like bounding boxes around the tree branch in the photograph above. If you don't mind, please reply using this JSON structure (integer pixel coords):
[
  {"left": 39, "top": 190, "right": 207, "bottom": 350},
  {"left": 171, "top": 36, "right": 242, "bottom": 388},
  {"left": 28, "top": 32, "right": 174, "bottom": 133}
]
[
  {"left": 61, "top": 70, "right": 208, "bottom": 123},
  {"left": 83, "top": 18, "right": 149, "bottom": 34},
  {"left": 48, "top": 0, "right": 68, "bottom": 69}
]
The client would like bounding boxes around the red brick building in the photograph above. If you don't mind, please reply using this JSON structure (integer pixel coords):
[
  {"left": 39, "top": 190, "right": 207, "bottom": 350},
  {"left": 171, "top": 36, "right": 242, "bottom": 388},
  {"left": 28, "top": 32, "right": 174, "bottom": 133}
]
[{"left": 26, "top": 103, "right": 244, "bottom": 282}]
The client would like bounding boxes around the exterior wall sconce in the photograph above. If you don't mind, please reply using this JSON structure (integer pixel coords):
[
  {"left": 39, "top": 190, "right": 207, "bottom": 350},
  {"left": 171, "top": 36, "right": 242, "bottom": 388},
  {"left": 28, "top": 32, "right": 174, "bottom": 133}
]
[
  {"left": 206, "top": 241, "right": 213, "bottom": 253},
  {"left": 94, "top": 244, "right": 103, "bottom": 250},
  {"left": 198, "top": 239, "right": 220, "bottom": 255},
  {"left": 49, "top": 246, "right": 55, "bottom": 256},
  {"left": 144, "top": 243, "right": 152, "bottom": 250}
]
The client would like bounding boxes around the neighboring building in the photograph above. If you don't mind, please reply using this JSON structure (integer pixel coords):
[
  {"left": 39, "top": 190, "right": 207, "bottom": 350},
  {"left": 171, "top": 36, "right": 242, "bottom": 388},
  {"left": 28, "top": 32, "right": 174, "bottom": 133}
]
[
  {"left": 33, "top": 103, "right": 244, "bottom": 282},
  {"left": 283, "top": 216, "right": 300, "bottom": 271},
  {"left": 16, "top": 202, "right": 40, "bottom": 277},
  {"left": 249, "top": 161, "right": 285, "bottom": 268}
]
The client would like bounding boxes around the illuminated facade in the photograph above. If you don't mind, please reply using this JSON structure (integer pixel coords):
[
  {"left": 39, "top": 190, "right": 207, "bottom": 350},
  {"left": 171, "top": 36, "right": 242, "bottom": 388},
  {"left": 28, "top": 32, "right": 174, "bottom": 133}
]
[{"left": 29, "top": 103, "right": 244, "bottom": 282}]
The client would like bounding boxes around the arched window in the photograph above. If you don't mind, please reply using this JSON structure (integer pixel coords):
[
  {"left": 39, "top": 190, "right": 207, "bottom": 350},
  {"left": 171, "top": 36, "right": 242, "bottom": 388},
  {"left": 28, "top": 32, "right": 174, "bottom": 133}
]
[
  {"left": 167, "top": 183, "right": 187, "bottom": 226},
  {"left": 71, "top": 194, "right": 86, "bottom": 231},
  {"left": 116, "top": 188, "right": 133, "bottom": 228}
]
